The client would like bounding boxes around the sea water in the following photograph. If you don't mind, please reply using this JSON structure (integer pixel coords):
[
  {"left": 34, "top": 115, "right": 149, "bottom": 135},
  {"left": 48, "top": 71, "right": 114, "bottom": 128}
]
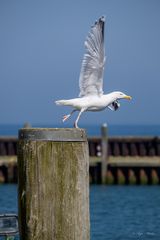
[
  {"left": 0, "top": 184, "right": 160, "bottom": 240},
  {"left": 90, "top": 185, "right": 160, "bottom": 240}
]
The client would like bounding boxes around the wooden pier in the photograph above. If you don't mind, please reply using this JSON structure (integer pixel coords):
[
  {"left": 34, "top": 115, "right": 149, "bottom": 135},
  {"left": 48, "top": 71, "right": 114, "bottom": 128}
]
[
  {"left": 88, "top": 133, "right": 160, "bottom": 184},
  {"left": 0, "top": 130, "right": 160, "bottom": 184},
  {"left": 18, "top": 128, "right": 90, "bottom": 240}
]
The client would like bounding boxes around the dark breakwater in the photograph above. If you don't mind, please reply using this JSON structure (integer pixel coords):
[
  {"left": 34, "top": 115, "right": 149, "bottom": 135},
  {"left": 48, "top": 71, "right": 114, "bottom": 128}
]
[{"left": 1, "top": 135, "right": 160, "bottom": 184}]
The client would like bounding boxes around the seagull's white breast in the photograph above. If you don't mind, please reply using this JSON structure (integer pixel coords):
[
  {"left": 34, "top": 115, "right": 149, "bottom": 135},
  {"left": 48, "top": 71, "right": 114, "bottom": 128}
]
[{"left": 69, "top": 94, "right": 115, "bottom": 112}]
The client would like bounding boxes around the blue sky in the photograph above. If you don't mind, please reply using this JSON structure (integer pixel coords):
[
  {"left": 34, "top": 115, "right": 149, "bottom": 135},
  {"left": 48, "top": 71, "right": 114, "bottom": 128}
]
[{"left": 0, "top": 0, "right": 160, "bottom": 127}]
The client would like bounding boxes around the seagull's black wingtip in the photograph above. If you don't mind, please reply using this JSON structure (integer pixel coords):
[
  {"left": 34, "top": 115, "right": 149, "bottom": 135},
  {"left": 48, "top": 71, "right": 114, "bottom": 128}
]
[
  {"left": 94, "top": 16, "right": 105, "bottom": 25},
  {"left": 91, "top": 15, "right": 106, "bottom": 28},
  {"left": 100, "top": 16, "right": 105, "bottom": 22}
]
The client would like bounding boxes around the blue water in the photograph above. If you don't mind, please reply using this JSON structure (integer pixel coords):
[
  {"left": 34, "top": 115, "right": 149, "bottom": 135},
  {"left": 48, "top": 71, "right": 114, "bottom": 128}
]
[
  {"left": 1, "top": 124, "right": 160, "bottom": 136},
  {"left": 90, "top": 185, "right": 160, "bottom": 240},
  {"left": 0, "top": 185, "right": 160, "bottom": 239}
]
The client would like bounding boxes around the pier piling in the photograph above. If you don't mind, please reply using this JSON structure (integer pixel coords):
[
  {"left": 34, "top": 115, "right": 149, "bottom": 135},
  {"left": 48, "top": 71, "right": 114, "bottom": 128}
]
[
  {"left": 18, "top": 128, "right": 90, "bottom": 240},
  {"left": 101, "top": 124, "right": 108, "bottom": 184}
]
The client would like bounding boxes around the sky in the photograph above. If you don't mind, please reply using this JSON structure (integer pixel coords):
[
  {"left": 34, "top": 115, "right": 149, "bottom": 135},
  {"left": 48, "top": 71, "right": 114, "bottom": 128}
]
[{"left": 0, "top": 0, "right": 160, "bottom": 127}]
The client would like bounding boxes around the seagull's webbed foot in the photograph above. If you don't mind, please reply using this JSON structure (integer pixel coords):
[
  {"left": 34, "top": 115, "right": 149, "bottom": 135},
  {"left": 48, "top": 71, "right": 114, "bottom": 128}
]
[
  {"left": 62, "top": 109, "right": 77, "bottom": 123},
  {"left": 62, "top": 114, "right": 70, "bottom": 122}
]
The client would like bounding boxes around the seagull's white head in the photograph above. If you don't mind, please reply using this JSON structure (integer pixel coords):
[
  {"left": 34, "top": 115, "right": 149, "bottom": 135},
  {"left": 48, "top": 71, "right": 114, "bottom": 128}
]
[{"left": 112, "top": 91, "right": 132, "bottom": 101}]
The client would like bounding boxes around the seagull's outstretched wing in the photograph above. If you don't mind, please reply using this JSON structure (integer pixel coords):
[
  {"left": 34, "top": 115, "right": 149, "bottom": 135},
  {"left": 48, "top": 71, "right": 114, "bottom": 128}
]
[{"left": 79, "top": 16, "right": 106, "bottom": 97}]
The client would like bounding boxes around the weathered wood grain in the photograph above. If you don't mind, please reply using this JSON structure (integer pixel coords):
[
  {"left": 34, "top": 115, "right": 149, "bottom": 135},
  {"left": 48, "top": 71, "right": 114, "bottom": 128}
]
[{"left": 18, "top": 128, "right": 90, "bottom": 240}]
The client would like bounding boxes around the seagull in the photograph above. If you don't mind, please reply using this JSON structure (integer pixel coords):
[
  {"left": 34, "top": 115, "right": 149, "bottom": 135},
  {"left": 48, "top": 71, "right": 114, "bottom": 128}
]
[{"left": 55, "top": 16, "right": 132, "bottom": 128}]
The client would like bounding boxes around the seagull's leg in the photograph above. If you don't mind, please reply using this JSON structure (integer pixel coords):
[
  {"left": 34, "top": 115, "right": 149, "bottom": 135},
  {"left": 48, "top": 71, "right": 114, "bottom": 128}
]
[
  {"left": 62, "top": 109, "right": 76, "bottom": 122},
  {"left": 74, "top": 108, "right": 85, "bottom": 128}
]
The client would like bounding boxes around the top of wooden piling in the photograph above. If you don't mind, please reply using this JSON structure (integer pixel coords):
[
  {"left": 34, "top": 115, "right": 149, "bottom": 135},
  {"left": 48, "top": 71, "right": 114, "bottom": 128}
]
[{"left": 18, "top": 128, "right": 87, "bottom": 142}]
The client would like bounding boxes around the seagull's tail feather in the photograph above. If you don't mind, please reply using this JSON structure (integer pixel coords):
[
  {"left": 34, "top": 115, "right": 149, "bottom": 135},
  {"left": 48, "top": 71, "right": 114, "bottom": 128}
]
[
  {"left": 55, "top": 100, "right": 68, "bottom": 106},
  {"left": 55, "top": 99, "right": 73, "bottom": 106}
]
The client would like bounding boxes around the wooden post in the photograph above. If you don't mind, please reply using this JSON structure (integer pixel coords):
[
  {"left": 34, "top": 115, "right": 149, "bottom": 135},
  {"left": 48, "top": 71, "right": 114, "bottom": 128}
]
[
  {"left": 101, "top": 123, "right": 108, "bottom": 184},
  {"left": 18, "top": 128, "right": 90, "bottom": 240}
]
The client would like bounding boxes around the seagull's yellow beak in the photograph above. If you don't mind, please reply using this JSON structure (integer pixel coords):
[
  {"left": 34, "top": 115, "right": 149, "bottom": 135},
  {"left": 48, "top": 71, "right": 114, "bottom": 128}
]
[{"left": 124, "top": 95, "right": 132, "bottom": 100}]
